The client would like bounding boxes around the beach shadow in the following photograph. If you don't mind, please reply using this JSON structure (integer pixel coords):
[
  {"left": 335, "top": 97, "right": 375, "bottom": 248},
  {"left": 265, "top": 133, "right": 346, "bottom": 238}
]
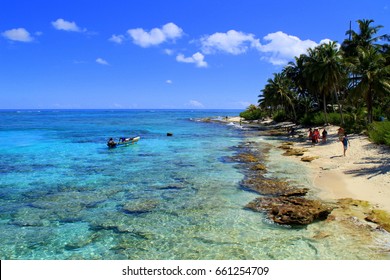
[
  {"left": 344, "top": 143, "right": 390, "bottom": 179},
  {"left": 330, "top": 155, "right": 343, "bottom": 159}
]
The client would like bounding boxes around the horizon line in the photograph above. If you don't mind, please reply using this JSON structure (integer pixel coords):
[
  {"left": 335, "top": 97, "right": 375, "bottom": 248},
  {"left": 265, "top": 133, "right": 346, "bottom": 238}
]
[{"left": 0, "top": 108, "right": 244, "bottom": 111}]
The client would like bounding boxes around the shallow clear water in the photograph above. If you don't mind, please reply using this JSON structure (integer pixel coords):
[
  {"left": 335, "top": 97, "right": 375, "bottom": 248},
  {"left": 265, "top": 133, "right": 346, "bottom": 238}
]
[{"left": 0, "top": 110, "right": 389, "bottom": 260}]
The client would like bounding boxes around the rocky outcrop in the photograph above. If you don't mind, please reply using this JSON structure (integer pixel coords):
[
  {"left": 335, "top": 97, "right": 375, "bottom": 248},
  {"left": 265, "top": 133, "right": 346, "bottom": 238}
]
[
  {"left": 365, "top": 210, "right": 390, "bottom": 232},
  {"left": 301, "top": 156, "right": 319, "bottom": 162},
  {"left": 231, "top": 153, "right": 260, "bottom": 163},
  {"left": 233, "top": 139, "right": 331, "bottom": 226},
  {"left": 246, "top": 197, "right": 333, "bottom": 225},
  {"left": 250, "top": 163, "right": 267, "bottom": 171},
  {"left": 242, "top": 177, "right": 308, "bottom": 197},
  {"left": 282, "top": 148, "right": 307, "bottom": 156}
]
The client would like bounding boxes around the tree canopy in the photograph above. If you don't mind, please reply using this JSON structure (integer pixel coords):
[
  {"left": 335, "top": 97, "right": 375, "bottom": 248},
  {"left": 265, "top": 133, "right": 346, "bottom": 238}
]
[{"left": 245, "top": 19, "right": 390, "bottom": 129}]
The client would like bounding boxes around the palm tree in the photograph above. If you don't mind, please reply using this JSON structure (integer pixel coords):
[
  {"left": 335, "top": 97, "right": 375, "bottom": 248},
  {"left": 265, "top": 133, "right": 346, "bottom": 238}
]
[
  {"left": 319, "top": 42, "right": 347, "bottom": 124},
  {"left": 342, "top": 19, "right": 389, "bottom": 93},
  {"left": 302, "top": 46, "right": 326, "bottom": 124},
  {"left": 342, "top": 19, "right": 389, "bottom": 57},
  {"left": 348, "top": 47, "right": 390, "bottom": 123},
  {"left": 259, "top": 72, "right": 297, "bottom": 121},
  {"left": 284, "top": 55, "right": 313, "bottom": 115},
  {"left": 303, "top": 42, "right": 347, "bottom": 124}
]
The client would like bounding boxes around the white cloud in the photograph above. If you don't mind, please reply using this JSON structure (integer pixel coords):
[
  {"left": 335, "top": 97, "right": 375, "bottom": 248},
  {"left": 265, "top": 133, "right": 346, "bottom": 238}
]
[
  {"left": 52, "top": 18, "right": 85, "bottom": 32},
  {"left": 188, "top": 100, "right": 205, "bottom": 108},
  {"left": 96, "top": 58, "right": 109, "bottom": 65},
  {"left": 109, "top": 34, "right": 125, "bottom": 44},
  {"left": 176, "top": 52, "right": 208, "bottom": 68},
  {"left": 164, "top": 49, "right": 175, "bottom": 55},
  {"left": 127, "top": 22, "right": 183, "bottom": 47},
  {"left": 166, "top": 80, "right": 173, "bottom": 84},
  {"left": 199, "top": 29, "right": 330, "bottom": 66},
  {"left": 257, "top": 31, "right": 319, "bottom": 65},
  {"left": 2, "top": 28, "right": 34, "bottom": 42},
  {"left": 200, "top": 30, "right": 260, "bottom": 55}
]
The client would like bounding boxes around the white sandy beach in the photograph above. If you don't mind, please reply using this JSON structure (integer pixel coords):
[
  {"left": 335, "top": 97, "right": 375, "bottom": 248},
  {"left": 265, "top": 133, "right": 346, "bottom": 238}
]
[
  {"left": 293, "top": 126, "right": 390, "bottom": 213},
  {"left": 225, "top": 117, "right": 390, "bottom": 213}
]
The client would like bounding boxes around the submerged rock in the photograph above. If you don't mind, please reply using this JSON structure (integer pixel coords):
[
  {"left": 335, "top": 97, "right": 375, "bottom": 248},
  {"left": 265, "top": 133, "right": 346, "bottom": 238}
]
[
  {"left": 231, "top": 153, "right": 260, "bottom": 163},
  {"left": 198, "top": 117, "right": 212, "bottom": 123},
  {"left": 279, "top": 144, "right": 293, "bottom": 150},
  {"left": 261, "top": 129, "right": 286, "bottom": 136},
  {"left": 312, "top": 231, "right": 331, "bottom": 239},
  {"left": 156, "top": 185, "right": 185, "bottom": 190},
  {"left": 10, "top": 207, "right": 51, "bottom": 227},
  {"left": 64, "top": 233, "right": 98, "bottom": 250},
  {"left": 250, "top": 163, "right": 267, "bottom": 171},
  {"left": 282, "top": 148, "right": 307, "bottom": 156},
  {"left": 246, "top": 196, "right": 333, "bottom": 225},
  {"left": 278, "top": 142, "right": 294, "bottom": 150},
  {"left": 122, "top": 199, "right": 159, "bottom": 214},
  {"left": 365, "top": 210, "right": 390, "bottom": 232},
  {"left": 242, "top": 177, "right": 308, "bottom": 197}
]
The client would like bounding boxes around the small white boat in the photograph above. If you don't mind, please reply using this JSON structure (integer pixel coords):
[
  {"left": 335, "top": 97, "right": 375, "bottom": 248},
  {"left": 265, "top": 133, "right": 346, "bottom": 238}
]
[{"left": 107, "top": 136, "right": 140, "bottom": 148}]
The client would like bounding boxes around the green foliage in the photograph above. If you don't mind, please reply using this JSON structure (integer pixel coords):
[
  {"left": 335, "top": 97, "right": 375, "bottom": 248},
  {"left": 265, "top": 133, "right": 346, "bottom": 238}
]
[
  {"left": 373, "top": 107, "right": 390, "bottom": 121},
  {"left": 300, "top": 112, "right": 344, "bottom": 126},
  {"left": 272, "top": 110, "right": 288, "bottom": 122},
  {"left": 368, "top": 121, "right": 390, "bottom": 146},
  {"left": 239, "top": 105, "right": 264, "bottom": 120},
  {"left": 257, "top": 18, "right": 389, "bottom": 129},
  {"left": 299, "top": 112, "right": 367, "bottom": 133}
]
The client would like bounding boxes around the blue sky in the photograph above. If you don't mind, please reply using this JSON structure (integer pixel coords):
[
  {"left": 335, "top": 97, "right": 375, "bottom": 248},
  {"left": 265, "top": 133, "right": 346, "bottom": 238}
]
[{"left": 1, "top": 0, "right": 389, "bottom": 109}]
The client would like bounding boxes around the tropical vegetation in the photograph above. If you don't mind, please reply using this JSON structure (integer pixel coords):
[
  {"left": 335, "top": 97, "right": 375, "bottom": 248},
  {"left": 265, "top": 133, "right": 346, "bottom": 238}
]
[{"left": 240, "top": 19, "right": 390, "bottom": 145}]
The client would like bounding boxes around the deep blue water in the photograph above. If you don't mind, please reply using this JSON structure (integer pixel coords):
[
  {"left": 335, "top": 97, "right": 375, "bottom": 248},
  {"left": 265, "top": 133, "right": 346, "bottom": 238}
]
[{"left": 0, "top": 110, "right": 389, "bottom": 260}]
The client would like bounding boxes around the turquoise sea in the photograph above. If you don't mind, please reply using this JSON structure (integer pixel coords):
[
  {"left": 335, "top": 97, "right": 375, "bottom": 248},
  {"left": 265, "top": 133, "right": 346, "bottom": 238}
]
[{"left": 0, "top": 110, "right": 389, "bottom": 260}]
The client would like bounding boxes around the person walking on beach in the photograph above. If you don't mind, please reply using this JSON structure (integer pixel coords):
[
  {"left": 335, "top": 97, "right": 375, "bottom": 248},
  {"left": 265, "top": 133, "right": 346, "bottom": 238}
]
[
  {"left": 311, "top": 128, "right": 320, "bottom": 144},
  {"left": 322, "top": 128, "right": 328, "bottom": 143},
  {"left": 308, "top": 128, "right": 313, "bottom": 140},
  {"left": 314, "top": 128, "right": 320, "bottom": 143},
  {"left": 342, "top": 134, "right": 350, "bottom": 156},
  {"left": 337, "top": 127, "right": 345, "bottom": 141}
]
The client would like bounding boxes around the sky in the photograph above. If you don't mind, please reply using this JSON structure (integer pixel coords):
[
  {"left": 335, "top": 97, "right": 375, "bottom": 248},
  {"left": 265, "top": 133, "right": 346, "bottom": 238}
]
[{"left": 1, "top": 0, "right": 389, "bottom": 110}]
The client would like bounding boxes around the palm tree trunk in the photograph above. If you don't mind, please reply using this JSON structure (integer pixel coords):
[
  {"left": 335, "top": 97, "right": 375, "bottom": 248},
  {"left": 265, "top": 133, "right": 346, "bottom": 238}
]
[
  {"left": 323, "top": 93, "right": 329, "bottom": 124},
  {"left": 334, "top": 86, "right": 345, "bottom": 125},
  {"left": 291, "top": 105, "right": 297, "bottom": 122},
  {"left": 367, "top": 86, "right": 373, "bottom": 123}
]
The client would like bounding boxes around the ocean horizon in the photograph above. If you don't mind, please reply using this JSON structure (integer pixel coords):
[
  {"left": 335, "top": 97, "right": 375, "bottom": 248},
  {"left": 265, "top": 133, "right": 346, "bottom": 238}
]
[{"left": 1, "top": 109, "right": 389, "bottom": 260}]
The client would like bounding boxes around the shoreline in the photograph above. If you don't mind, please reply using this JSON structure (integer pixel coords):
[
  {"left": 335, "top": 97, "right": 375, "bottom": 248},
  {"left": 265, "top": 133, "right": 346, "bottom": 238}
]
[
  {"left": 222, "top": 116, "right": 390, "bottom": 214},
  {"left": 288, "top": 126, "right": 390, "bottom": 213}
]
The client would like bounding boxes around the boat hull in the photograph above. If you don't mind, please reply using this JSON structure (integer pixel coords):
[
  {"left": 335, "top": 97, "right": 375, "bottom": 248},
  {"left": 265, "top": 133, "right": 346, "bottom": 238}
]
[{"left": 107, "top": 136, "right": 140, "bottom": 148}]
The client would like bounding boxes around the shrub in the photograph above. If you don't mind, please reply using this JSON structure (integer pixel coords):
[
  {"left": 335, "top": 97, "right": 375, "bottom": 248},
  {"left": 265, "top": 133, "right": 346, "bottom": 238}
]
[
  {"left": 239, "top": 106, "right": 264, "bottom": 120},
  {"left": 300, "top": 112, "right": 358, "bottom": 128},
  {"left": 272, "top": 110, "right": 288, "bottom": 122},
  {"left": 368, "top": 121, "right": 390, "bottom": 146}
]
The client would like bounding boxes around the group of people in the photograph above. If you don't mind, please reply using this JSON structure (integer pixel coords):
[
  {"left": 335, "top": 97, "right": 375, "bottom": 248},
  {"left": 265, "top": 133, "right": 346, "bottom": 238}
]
[
  {"left": 308, "top": 128, "right": 328, "bottom": 144},
  {"left": 308, "top": 126, "right": 350, "bottom": 156}
]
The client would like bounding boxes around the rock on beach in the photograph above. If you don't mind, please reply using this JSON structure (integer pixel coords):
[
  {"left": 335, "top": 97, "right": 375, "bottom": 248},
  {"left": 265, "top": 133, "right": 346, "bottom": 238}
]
[{"left": 246, "top": 196, "right": 333, "bottom": 225}]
